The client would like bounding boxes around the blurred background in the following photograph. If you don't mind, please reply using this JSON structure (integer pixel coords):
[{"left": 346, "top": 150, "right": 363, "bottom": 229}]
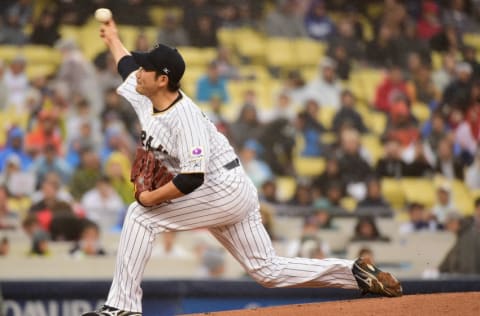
[{"left": 0, "top": 0, "right": 480, "bottom": 315}]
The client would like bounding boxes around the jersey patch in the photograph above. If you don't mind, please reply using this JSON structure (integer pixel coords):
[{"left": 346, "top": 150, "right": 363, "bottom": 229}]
[{"left": 191, "top": 147, "right": 204, "bottom": 158}]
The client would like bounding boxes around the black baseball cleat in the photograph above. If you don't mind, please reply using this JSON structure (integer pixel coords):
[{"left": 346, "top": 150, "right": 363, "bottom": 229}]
[
  {"left": 352, "top": 257, "right": 403, "bottom": 297},
  {"left": 82, "top": 305, "right": 142, "bottom": 316}
]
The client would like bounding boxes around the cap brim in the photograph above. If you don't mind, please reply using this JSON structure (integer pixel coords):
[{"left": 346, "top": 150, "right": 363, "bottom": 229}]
[{"left": 131, "top": 52, "right": 156, "bottom": 71}]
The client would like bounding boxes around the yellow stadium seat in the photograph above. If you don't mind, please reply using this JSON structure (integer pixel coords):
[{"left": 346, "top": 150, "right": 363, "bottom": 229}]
[
  {"left": 236, "top": 28, "right": 266, "bottom": 62},
  {"left": 450, "top": 180, "right": 475, "bottom": 215},
  {"left": 275, "top": 176, "right": 297, "bottom": 202},
  {"left": 472, "top": 189, "right": 480, "bottom": 202},
  {"left": 463, "top": 33, "right": 480, "bottom": 50},
  {"left": 361, "top": 134, "right": 384, "bottom": 165},
  {"left": 401, "top": 178, "right": 436, "bottom": 209},
  {"left": 411, "top": 102, "right": 431, "bottom": 124},
  {"left": 265, "top": 37, "right": 295, "bottom": 69},
  {"left": 293, "top": 39, "right": 326, "bottom": 67},
  {"left": 217, "top": 28, "right": 238, "bottom": 49},
  {"left": 59, "top": 24, "right": 81, "bottom": 43},
  {"left": 177, "top": 47, "right": 216, "bottom": 67},
  {"left": 320, "top": 132, "right": 337, "bottom": 145},
  {"left": 317, "top": 106, "right": 337, "bottom": 129},
  {"left": 431, "top": 51, "right": 443, "bottom": 71},
  {"left": 381, "top": 178, "right": 405, "bottom": 210},
  {"left": 23, "top": 45, "right": 61, "bottom": 65},
  {"left": 293, "top": 156, "right": 326, "bottom": 177},
  {"left": 26, "top": 63, "right": 58, "bottom": 79},
  {"left": 0, "top": 45, "right": 22, "bottom": 63},
  {"left": 300, "top": 66, "right": 318, "bottom": 81},
  {"left": 340, "top": 196, "right": 357, "bottom": 212},
  {"left": 370, "top": 111, "right": 387, "bottom": 135}
]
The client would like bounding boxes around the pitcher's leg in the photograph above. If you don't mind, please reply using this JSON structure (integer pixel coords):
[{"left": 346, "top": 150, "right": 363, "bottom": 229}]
[
  {"left": 209, "top": 208, "right": 359, "bottom": 290},
  {"left": 106, "top": 203, "right": 158, "bottom": 312}
]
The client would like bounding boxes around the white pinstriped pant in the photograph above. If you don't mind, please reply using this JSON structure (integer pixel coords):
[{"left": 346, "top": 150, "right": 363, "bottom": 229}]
[{"left": 106, "top": 167, "right": 359, "bottom": 312}]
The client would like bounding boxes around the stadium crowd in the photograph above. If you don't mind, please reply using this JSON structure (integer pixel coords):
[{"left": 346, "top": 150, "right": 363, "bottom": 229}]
[{"left": 0, "top": 0, "right": 480, "bottom": 277}]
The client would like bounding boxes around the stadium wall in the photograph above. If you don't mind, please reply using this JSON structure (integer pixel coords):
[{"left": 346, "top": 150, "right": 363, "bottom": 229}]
[{"left": 2, "top": 278, "right": 480, "bottom": 316}]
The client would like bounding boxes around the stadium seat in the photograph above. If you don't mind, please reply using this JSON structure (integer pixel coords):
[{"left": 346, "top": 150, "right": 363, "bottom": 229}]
[
  {"left": 381, "top": 178, "right": 406, "bottom": 210},
  {"left": 25, "top": 63, "right": 58, "bottom": 79},
  {"left": 59, "top": 24, "right": 81, "bottom": 43},
  {"left": 317, "top": 106, "right": 337, "bottom": 130},
  {"left": 361, "top": 134, "right": 384, "bottom": 165},
  {"left": 400, "top": 177, "right": 436, "bottom": 208},
  {"left": 317, "top": 229, "right": 350, "bottom": 253},
  {"left": 293, "top": 39, "right": 326, "bottom": 67},
  {"left": 265, "top": 37, "right": 295, "bottom": 69},
  {"left": 293, "top": 156, "right": 326, "bottom": 177},
  {"left": 177, "top": 47, "right": 216, "bottom": 67},
  {"left": 275, "top": 176, "right": 297, "bottom": 202},
  {"left": 463, "top": 33, "right": 480, "bottom": 50},
  {"left": 0, "top": 45, "right": 23, "bottom": 63},
  {"left": 217, "top": 27, "right": 238, "bottom": 49},
  {"left": 273, "top": 216, "right": 304, "bottom": 240},
  {"left": 235, "top": 28, "right": 266, "bottom": 62},
  {"left": 369, "top": 111, "right": 387, "bottom": 135},
  {"left": 450, "top": 180, "right": 475, "bottom": 215},
  {"left": 340, "top": 196, "right": 357, "bottom": 212},
  {"left": 411, "top": 102, "right": 431, "bottom": 124}
]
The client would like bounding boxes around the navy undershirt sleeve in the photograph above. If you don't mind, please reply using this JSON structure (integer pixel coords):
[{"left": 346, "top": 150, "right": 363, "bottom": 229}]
[
  {"left": 172, "top": 173, "right": 205, "bottom": 194},
  {"left": 117, "top": 55, "right": 139, "bottom": 80}
]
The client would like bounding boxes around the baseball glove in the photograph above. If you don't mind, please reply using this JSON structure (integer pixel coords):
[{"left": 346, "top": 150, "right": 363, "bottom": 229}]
[{"left": 130, "top": 147, "right": 173, "bottom": 206}]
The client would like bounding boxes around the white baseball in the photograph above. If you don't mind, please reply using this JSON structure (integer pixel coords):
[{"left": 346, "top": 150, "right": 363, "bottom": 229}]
[{"left": 95, "top": 8, "right": 112, "bottom": 23}]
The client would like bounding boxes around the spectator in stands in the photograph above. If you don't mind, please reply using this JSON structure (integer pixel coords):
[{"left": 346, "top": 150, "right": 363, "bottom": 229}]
[
  {"left": 442, "top": 62, "right": 474, "bottom": 114},
  {"left": 288, "top": 183, "right": 314, "bottom": 207},
  {"left": 262, "top": 92, "right": 297, "bottom": 123},
  {"left": 384, "top": 98, "right": 420, "bottom": 148},
  {"left": 133, "top": 31, "right": 150, "bottom": 52},
  {"left": 29, "top": 178, "right": 74, "bottom": 235},
  {"left": 0, "top": 185, "right": 18, "bottom": 230},
  {"left": 374, "top": 64, "right": 409, "bottom": 113},
  {"left": 416, "top": 0, "right": 443, "bottom": 41},
  {"left": 70, "top": 220, "right": 106, "bottom": 258},
  {"left": 332, "top": 89, "right": 367, "bottom": 135},
  {"left": 151, "top": 231, "right": 191, "bottom": 259},
  {"left": 55, "top": 38, "right": 102, "bottom": 115},
  {"left": 30, "top": 171, "right": 72, "bottom": 205},
  {"left": 157, "top": 11, "right": 190, "bottom": 47},
  {"left": 204, "top": 96, "right": 231, "bottom": 138},
  {"left": 295, "top": 100, "right": 326, "bottom": 157},
  {"left": 399, "top": 202, "right": 438, "bottom": 234},
  {"left": 410, "top": 64, "right": 440, "bottom": 105},
  {"left": 100, "top": 124, "right": 134, "bottom": 164},
  {"left": 304, "top": 0, "right": 335, "bottom": 41},
  {"left": 25, "top": 108, "right": 63, "bottom": 158},
  {"left": 376, "top": 137, "right": 408, "bottom": 178},
  {"left": 462, "top": 46, "right": 480, "bottom": 81},
  {"left": 259, "top": 180, "right": 278, "bottom": 204},
  {"left": 29, "top": 229, "right": 50, "bottom": 256},
  {"left": 30, "top": 143, "right": 72, "bottom": 187},
  {"left": 322, "top": 181, "right": 346, "bottom": 210},
  {"left": 453, "top": 108, "right": 478, "bottom": 163},
  {"left": 239, "top": 139, "right": 272, "bottom": 188},
  {"left": 0, "top": 236, "right": 9, "bottom": 256},
  {"left": 191, "top": 15, "right": 218, "bottom": 48},
  {"left": 94, "top": 52, "right": 123, "bottom": 93},
  {"left": 432, "top": 184, "right": 457, "bottom": 227},
  {"left": 443, "top": 0, "right": 478, "bottom": 34},
  {"left": 435, "top": 136, "right": 465, "bottom": 180},
  {"left": 0, "top": 60, "right": 8, "bottom": 110},
  {"left": 213, "top": 46, "right": 239, "bottom": 80},
  {"left": 264, "top": 0, "right": 307, "bottom": 38},
  {"left": 69, "top": 146, "right": 102, "bottom": 201},
  {"left": 199, "top": 247, "right": 226, "bottom": 279},
  {"left": 280, "top": 70, "right": 307, "bottom": 106},
  {"left": 196, "top": 62, "right": 229, "bottom": 103},
  {"left": 405, "top": 141, "right": 434, "bottom": 177},
  {"left": 355, "top": 177, "right": 393, "bottom": 218},
  {"left": 312, "top": 156, "right": 345, "bottom": 198},
  {"left": 433, "top": 52, "right": 457, "bottom": 93},
  {"left": 303, "top": 57, "right": 342, "bottom": 109},
  {"left": 3, "top": 55, "right": 29, "bottom": 110},
  {"left": 466, "top": 148, "right": 480, "bottom": 189},
  {"left": 101, "top": 88, "right": 138, "bottom": 138},
  {"left": 337, "top": 128, "right": 372, "bottom": 199},
  {"left": 29, "top": 7, "right": 60, "bottom": 46},
  {"left": 329, "top": 44, "right": 352, "bottom": 81},
  {"left": 0, "top": 127, "right": 32, "bottom": 172},
  {"left": 395, "top": 21, "right": 431, "bottom": 69},
  {"left": 303, "top": 200, "right": 335, "bottom": 234},
  {"left": 183, "top": 0, "right": 214, "bottom": 40},
  {"left": 0, "top": 0, "right": 31, "bottom": 45},
  {"left": 81, "top": 175, "right": 124, "bottom": 233},
  {"left": 439, "top": 198, "right": 480, "bottom": 274},
  {"left": 328, "top": 18, "right": 364, "bottom": 62},
  {"left": 230, "top": 103, "right": 262, "bottom": 149},
  {"left": 423, "top": 110, "right": 449, "bottom": 154},
  {"left": 104, "top": 152, "right": 134, "bottom": 205},
  {"left": 297, "top": 236, "right": 328, "bottom": 259},
  {"left": 365, "top": 23, "right": 398, "bottom": 68},
  {"left": 351, "top": 216, "right": 390, "bottom": 242}
]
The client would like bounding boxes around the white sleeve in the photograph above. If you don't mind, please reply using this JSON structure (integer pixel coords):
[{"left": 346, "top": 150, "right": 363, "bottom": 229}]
[
  {"left": 175, "top": 107, "right": 210, "bottom": 173},
  {"left": 116, "top": 71, "right": 149, "bottom": 125}
]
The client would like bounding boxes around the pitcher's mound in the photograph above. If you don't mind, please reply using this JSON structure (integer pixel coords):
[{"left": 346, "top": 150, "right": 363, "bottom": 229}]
[{"left": 185, "top": 292, "right": 480, "bottom": 316}]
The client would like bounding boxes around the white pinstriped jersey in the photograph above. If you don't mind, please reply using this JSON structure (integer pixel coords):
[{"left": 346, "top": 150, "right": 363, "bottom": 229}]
[{"left": 117, "top": 71, "right": 237, "bottom": 178}]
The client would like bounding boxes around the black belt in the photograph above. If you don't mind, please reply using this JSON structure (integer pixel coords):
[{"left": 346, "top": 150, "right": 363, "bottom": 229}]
[{"left": 224, "top": 158, "right": 240, "bottom": 170}]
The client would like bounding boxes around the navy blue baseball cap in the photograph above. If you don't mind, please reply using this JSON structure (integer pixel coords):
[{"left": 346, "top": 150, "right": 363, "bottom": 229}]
[{"left": 132, "top": 44, "right": 185, "bottom": 84}]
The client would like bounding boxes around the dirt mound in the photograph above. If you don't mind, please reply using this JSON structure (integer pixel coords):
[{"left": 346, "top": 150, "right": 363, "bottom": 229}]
[{"left": 184, "top": 292, "right": 480, "bottom": 316}]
